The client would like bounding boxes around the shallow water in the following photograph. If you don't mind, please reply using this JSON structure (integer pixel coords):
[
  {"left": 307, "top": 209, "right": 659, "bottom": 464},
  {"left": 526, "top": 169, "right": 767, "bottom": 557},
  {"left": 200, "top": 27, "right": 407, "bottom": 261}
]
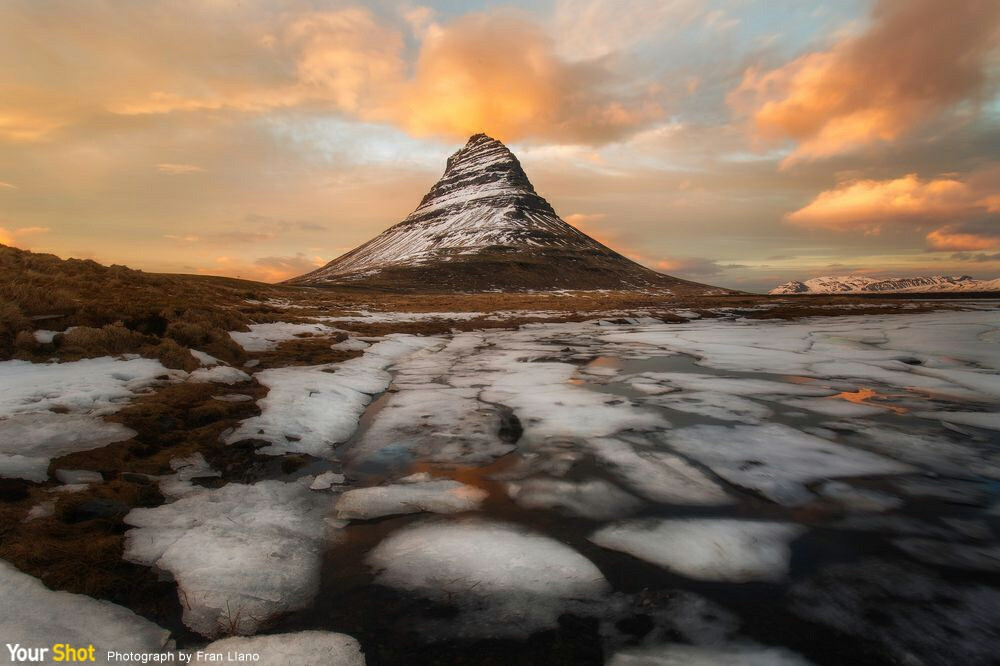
[{"left": 258, "top": 310, "right": 1000, "bottom": 664}]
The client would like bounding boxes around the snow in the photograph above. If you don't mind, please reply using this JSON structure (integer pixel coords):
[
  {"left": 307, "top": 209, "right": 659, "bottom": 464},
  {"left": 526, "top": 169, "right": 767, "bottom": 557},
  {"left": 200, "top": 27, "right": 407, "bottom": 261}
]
[
  {"left": 480, "top": 359, "right": 665, "bottom": 443},
  {"left": 334, "top": 480, "right": 487, "bottom": 520},
  {"left": 0, "top": 559, "right": 171, "bottom": 662},
  {"left": 770, "top": 274, "right": 1000, "bottom": 295},
  {"left": 190, "top": 349, "right": 220, "bottom": 366},
  {"left": 0, "top": 357, "right": 172, "bottom": 417},
  {"left": 789, "top": 559, "right": 1000, "bottom": 665},
  {"left": 666, "top": 424, "right": 913, "bottom": 505},
  {"left": 628, "top": 373, "right": 835, "bottom": 397},
  {"left": 310, "top": 471, "right": 346, "bottom": 490},
  {"left": 124, "top": 480, "right": 333, "bottom": 638},
  {"left": 188, "top": 365, "right": 251, "bottom": 384},
  {"left": 196, "top": 631, "right": 364, "bottom": 666},
  {"left": 32, "top": 327, "right": 76, "bottom": 344},
  {"left": 54, "top": 469, "right": 102, "bottom": 485},
  {"left": 506, "top": 478, "right": 643, "bottom": 520},
  {"left": 331, "top": 337, "right": 370, "bottom": 351},
  {"left": 0, "top": 413, "right": 135, "bottom": 481},
  {"left": 915, "top": 410, "right": 1000, "bottom": 431},
  {"left": 782, "top": 397, "right": 885, "bottom": 418},
  {"left": 892, "top": 538, "right": 1000, "bottom": 573},
  {"left": 211, "top": 393, "right": 253, "bottom": 402},
  {"left": 817, "top": 481, "right": 902, "bottom": 512},
  {"left": 648, "top": 390, "right": 773, "bottom": 423},
  {"left": 591, "top": 518, "right": 804, "bottom": 582},
  {"left": 229, "top": 322, "right": 338, "bottom": 352},
  {"left": 588, "top": 437, "right": 732, "bottom": 505},
  {"left": 226, "top": 336, "right": 442, "bottom": 457},
  {"left": 158, "top": 453, "right": 220, "bottom": 501},
  {"left": 600, "top": 311, "right": 1000, "bottom": 384},
  {"left": 25, "top": 500, "right": 55, "bottom": 521},
  {"left": 608, "top": 644, "right": 814, "bottom": 665},
  {"left": 367, "top": 518, "right": 609, "bottom": 636}
]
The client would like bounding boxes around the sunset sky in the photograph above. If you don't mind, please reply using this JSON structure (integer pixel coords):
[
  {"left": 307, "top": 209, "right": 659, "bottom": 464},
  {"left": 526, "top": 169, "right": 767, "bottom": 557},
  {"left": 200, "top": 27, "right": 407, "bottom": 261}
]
[{"left": 1, "top": 0, "right": 998, "bottom": 291}]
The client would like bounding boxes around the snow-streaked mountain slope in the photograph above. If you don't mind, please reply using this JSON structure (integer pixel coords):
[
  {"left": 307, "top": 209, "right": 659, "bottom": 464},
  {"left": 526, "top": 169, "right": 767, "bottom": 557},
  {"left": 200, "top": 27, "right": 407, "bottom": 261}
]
[
  {"left": 289, "top": 134, "right": 725, "bottom": 293},
  {"left": 770, "top": 275, "right": 1000, "bottom": 295}
]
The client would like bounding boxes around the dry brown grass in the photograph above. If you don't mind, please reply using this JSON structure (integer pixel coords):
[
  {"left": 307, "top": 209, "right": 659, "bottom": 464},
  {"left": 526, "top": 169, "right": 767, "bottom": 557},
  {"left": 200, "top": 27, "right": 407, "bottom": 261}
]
[{"left": 0, "top": 243, "right": 958, "bottom": 365}]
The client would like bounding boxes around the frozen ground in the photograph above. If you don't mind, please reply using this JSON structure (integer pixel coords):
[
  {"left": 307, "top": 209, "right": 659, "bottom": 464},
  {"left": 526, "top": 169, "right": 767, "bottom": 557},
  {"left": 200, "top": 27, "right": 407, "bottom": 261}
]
[{"left": 3, "top": 307, "right": 999, "bottom": 664}]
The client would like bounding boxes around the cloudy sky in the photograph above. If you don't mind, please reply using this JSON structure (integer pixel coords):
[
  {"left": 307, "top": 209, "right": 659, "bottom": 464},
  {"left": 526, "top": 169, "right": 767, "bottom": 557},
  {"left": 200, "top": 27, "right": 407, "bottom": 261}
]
[{"left": 1, "top": 0, "right": 998, "bottom": 291}]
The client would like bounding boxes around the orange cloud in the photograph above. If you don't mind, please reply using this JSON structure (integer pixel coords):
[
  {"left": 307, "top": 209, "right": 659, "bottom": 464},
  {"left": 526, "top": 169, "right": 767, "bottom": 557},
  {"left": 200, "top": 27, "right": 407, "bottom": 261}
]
[
  {"left": 155, "top": 163, "right": 205, "bottom": 174},
  {"left": 110, "top": 8, "right": 661, "bottom": 145},
  {"left": 787, "top": 173, "right": 994, "bottom": 231},
  {"left": 730, "top": 0, "right": 1000, "bottom": 165},
  {"left": 926, "top": 226, "right": 1000, "bottom": 252}
]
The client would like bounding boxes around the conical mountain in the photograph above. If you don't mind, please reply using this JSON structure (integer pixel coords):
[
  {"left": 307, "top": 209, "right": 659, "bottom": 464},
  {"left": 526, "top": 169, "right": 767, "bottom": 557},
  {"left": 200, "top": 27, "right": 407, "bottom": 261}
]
[{"left": 289, "top": 134, "right": 725, "bottom": 293}]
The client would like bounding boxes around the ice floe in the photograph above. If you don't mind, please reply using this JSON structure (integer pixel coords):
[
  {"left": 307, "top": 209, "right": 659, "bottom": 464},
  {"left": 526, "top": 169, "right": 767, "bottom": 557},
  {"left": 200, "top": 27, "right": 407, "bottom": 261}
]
[
  {"left": 54, "top": 469, "right": 102, "bottom": 485},
  {"left": 331, "top": 337, "right": 371, "bottom": 351},
  {"left": 227, "top": 336, "right": 442, "bottom": 457},
  {"left": 0, "top": 559, "right": 171, "bottom": 663},
  {"left": 188, "top": 365, "right": 251, "bottom": 385},
  {"left": 190, "top": 349, "right": 220, "bottom": 366},
  {"left": 893, "top": 539, "right": 1000, "bottom": 572},
  {"left": 334, "top": 480, "right": 487, "bottom": 520},
  {"left": 0, "top": 413, "right": 135, "bottom": 482},
  {"left": 627, "top": 372, "right": 835, "bottom": 398},
  {"left": 915, "top": 410, "right": 1000, "bottom": 431},
  {"left": 157, "top": 453, "right": 221, "bottom": 501},
  {"left": 608, "top": 643, "right": 814, "bottom": 666},
  {"left": 588, "top": 437, "right": 731, "bottom": 505},
  {"left": 789, "top": 559, "right": 1000, "bottom": 665},
  {"left": 648, "top": 391, "right": 773, "bottom": 424},
  {"left": 124, "top": 480, "right": 333, "bottom": 637},
  {"left": 0, "top": 357, "right": 171, "bottom": 417},
  {"left": 367, "top": 518, "right": 609, "bottom": 636},
  {"left": 229, "top": 322, "right": 338, "bottom": 352},
  {"left": 666, "top": 424, "right": 914, "bottom": 505},
  {"left": 309, "top": 470, "right": 346, "bottom": 490},
  {"left": 506, "top": 478, "right": 643, "bottom": 520},
  {"left": 196, "top": 631, "right": 365, "bottom": 666},
  {"left": 0, "top": 356, "right": 177, "bottom": 480},
  {"left": 817, "top": 481, "right": 902, "bottom": 512},
  {"left": 591, "top": 518, "right": 804, "bottom": 582}
]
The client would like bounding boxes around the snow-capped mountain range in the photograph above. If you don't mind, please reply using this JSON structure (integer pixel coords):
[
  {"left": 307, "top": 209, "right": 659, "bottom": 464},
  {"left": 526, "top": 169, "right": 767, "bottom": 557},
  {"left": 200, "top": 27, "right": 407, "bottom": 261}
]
[
  {"left": 290, "top": 134, "right": 723, "bottom": 293},
  {"left": 769, "top": 275, "right": 1000, "bottom": 295}
]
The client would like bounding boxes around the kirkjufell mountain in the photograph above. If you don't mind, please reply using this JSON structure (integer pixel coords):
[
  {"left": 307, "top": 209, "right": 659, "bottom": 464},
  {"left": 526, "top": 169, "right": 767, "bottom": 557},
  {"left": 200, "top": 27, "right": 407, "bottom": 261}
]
[{"left": 289, "top": 134, "right": 727, "bottom": 293}]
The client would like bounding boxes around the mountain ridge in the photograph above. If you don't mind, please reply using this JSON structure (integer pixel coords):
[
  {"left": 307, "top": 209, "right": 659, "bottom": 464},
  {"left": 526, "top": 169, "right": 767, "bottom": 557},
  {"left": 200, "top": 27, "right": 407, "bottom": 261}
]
[
  {"left": 770, "top": 274, "right": 1000, "bottom": 295},
  {"left": 289, "top": 134, "right": 727, "bottom": 294}
]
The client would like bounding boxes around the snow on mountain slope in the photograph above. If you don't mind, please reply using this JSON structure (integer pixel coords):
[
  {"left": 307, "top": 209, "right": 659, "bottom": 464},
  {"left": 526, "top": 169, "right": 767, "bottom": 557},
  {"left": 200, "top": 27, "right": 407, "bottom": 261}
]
[
  {"left": 289, "top": 134, "right": 722, "bottom": 293},
  {"left": 770, "top": 275, "right": 1000, "bottom": 295}
]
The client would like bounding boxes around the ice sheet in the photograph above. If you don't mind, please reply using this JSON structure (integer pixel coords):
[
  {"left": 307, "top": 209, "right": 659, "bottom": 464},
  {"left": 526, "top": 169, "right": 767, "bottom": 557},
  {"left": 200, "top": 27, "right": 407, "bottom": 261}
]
[
  {"left": 591, "top": 518, "right": 804, "bottom": 582},
  {"left": 667, "top": 424, "right": 914, "bottom": 505},
  {"left": 367, "top": 518, "right": 609, "bottom": 636},
  {"left": 334, "top": 480, "right": 487, "bottom": 520},
  {"left": 124, "top": 480, "right": 333, "bottom": 638},
  {"left": 0, "top": 559, "right": 171, "bottom": 663}
]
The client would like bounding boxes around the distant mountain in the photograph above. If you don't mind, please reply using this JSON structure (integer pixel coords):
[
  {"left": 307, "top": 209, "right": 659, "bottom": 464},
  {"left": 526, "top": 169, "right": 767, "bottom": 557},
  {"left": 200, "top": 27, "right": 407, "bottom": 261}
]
[
  {"left": 289, "top": 134, "right": 728, "bottom": 293},
  {"left": 770, "top": 275, "right": 1000, "bottom": 295}
]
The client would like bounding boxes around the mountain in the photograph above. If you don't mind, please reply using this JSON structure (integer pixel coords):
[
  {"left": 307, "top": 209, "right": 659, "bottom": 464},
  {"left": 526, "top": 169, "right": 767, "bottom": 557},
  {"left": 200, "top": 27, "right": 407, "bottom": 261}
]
[
  {"left": 289, "top": 134, "right": 725, "bottom": 293},
  {"left": 770, "top": 275, "right": 1000, "bottom": 295}
]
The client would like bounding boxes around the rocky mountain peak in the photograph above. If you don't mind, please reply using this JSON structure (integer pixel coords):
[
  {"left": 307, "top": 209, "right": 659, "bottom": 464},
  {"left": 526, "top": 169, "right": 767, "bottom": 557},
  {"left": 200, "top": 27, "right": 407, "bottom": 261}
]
[
  {"left": 412, "top": 133, "right": 550, "bottom": 217},
  {"left": 287, "top": 134, "right": 725, "bottom": 293}
]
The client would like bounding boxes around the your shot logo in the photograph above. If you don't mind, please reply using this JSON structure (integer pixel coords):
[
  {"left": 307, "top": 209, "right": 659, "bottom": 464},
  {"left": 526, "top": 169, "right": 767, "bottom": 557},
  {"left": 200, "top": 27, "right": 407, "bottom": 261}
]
[{"left": 6, "top": 643, "right": 95, "bottom": 662}]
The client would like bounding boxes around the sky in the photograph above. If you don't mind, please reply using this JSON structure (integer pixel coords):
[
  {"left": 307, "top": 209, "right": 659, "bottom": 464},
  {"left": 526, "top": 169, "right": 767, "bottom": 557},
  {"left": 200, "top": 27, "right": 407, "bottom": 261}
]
[{"left": 0, "top": 0, "right": 998, "bottom": 292}]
